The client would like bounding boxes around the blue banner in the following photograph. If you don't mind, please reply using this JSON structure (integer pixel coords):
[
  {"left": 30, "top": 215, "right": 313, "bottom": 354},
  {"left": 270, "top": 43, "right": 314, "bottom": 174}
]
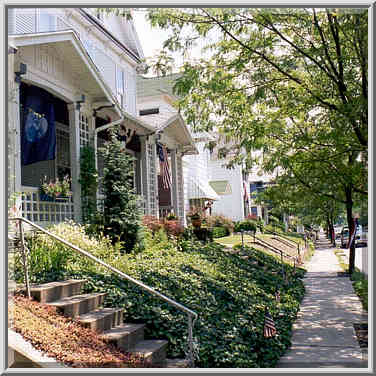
[{"left": 21, "top": 85, "right": 56, "bottom": 165}]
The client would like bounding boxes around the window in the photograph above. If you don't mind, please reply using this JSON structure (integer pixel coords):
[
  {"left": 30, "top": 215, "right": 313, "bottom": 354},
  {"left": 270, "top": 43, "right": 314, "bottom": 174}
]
[{"left": 116, "top": 67, "right": 125, "bottom": 108}]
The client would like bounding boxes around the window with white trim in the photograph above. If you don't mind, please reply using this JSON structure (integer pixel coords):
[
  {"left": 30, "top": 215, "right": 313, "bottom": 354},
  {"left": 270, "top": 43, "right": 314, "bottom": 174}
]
[{"left": 116, "top": 66, "right": 125, "bottom": 108}]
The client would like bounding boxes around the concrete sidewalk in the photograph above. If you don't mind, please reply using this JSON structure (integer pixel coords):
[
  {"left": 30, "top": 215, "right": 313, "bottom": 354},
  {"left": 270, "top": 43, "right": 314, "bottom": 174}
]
[{"left": 276, "top": 234, "right": 368, "bottom": 368}]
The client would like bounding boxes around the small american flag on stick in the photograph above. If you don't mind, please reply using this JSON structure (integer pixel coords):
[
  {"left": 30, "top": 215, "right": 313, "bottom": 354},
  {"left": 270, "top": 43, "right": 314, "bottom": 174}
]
[
  {"left": 275, "top": 289, "right": 281, "bottom": 303},
  {"left": 264, "top": 309, "right": 277, "bottom": 338},
  {"left": 157, "top": 143, "right": 172, "bottom": 190}
]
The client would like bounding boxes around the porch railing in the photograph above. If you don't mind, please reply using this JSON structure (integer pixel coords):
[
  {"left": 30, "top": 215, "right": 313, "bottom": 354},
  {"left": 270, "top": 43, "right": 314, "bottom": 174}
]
[
  {"left": 9, "top": 216, "right": 198, "bottom": 367},
  {"left": 21, "top": 187, "right": 74, "bottom": 225}
]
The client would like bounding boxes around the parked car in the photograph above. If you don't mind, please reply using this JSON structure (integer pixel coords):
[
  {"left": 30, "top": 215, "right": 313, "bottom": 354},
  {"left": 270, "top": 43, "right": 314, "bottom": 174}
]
[
  {"left": 340, "top": 224, "right": 367, "bottom": 248},
  {"left": 355, "top": 224, "right": 367, "bottom": 248},
  {"left": 341, "top": 227, "right": 349, "bottom": 248}
]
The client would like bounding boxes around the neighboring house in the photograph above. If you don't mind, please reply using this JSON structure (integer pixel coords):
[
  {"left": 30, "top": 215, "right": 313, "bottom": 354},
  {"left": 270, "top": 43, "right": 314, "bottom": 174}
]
[
  {"left": 7, "top": 8, "right": 188, "bottom": 226},
  {"left": 208, "top": 143, "right": 250, "bottom": 222},
  {"left": 248, "top": 171, "right": 276, "bottom": 223},
  {"left": 208, "top": 142, "right": 277, "bottom": 223},
  {"left": 136, "top": 75, "right": 197, "bottom": 222},
  {"left": 183, "top": 132, "right": 220, "bottom": 222}
]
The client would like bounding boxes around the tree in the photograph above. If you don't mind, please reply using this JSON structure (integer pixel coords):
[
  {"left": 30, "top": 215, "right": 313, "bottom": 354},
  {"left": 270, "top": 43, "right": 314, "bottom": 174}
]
[
  {"left": 145, "top": 7, "right": 368, "bottom": 274},
  {"left": 99, "top": 130, "right": 141, "bottom": 252},
  {"left": 100, "top": 7, "right": 368, "bottom": 273}
]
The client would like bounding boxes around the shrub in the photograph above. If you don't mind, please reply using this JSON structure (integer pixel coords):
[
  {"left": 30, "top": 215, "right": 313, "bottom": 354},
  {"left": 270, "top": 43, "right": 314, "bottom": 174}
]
[
  {"left": 234, "top": 220, "right": 257, "bottom": 233},
  {"left": 204, "top": 214, "right": 234, "bottom": 233},
  {"left": 13, "top": 221, "right": 121, "bottom": 283},
  {"left": 351, "top": 270, "right": 368, "bottom": 311},
  {"left": 268, "top": 215, "right": 280, "bottom": 224},
  {"left": 142, "top": 215, "right": 164, "bottom": 233},
  {"left": 100, "top": 130, "right": 141, "bottom": 252},
  {"left": 79, "top": 145, "right": 98, "bottom": 223},
  {"left": 212, "top": 226, "right": 229, "bottom": 238},
  {"left": 265, "top": 223, "right": 285, "bottom": 234},
  {"left": 142, "top": 216, "right": 184, "bottom": 239}
]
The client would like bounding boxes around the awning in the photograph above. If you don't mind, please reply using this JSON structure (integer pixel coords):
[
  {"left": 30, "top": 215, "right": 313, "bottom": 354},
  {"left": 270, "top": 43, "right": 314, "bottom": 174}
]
[
  {"left": 209, "top": 180, "right": 232, "bottom": 195},
  {"left": 9, "top": 30, "right": 119, "bottom": 107},
  {"left": 188, "top": 177, "right": 220, "bottom": 201}
]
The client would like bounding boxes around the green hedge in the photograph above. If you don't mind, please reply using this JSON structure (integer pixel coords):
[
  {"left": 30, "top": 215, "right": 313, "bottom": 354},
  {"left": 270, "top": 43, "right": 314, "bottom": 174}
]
[
  {"left": 234, "top": 220, "right": 257, "bottom": 233},
  {"left": 15, "top": 223, "right": 306, "bottom": 368},
  {"left": 212, "top": 226, "right": 230, "bottom": 238}
]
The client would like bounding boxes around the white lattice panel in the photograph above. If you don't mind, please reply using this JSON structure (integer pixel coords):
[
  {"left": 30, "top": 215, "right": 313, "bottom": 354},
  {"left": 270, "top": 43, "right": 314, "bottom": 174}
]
[
  {"left": 79, "top": 113, "right": 89, "bottom": 146},
  {"left": 21, "top": 188, "right": 74, "bottom": 224},
  {"left": 147, "top": 142, "right": 158, "bottom": 217}
]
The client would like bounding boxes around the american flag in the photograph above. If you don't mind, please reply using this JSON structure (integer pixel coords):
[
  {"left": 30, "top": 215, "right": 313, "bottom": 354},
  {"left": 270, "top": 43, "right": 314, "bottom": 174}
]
[
  {"left": 264, "top": 309, "right": 277, "bottom": 338},
  {"left": 157, "top": 143, "right": 172, "bottom": 190},
  {"left": 275, "top": 289, "right": 281, "bottom": 303}
]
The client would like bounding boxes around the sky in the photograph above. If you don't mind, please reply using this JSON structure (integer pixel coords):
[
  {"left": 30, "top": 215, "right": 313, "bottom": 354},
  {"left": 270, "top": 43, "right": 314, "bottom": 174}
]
[
  {"left": 132, "top": 9, "right": 184, "bottom": 76},
  {"left": 131, "top": 9, "right": 217, "bottom": 77}
]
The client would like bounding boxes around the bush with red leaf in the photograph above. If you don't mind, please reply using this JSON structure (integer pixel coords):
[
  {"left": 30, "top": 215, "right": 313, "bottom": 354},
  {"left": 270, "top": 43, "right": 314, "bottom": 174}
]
[
  {"left": 142, "top": 216, "right": 164, "bottom": 233},
  {"left": 142, "top": 215, "right": 184, "bottom": 239},
  {"left": 162, "top": 219, "right": 184, "bottom": 238}
]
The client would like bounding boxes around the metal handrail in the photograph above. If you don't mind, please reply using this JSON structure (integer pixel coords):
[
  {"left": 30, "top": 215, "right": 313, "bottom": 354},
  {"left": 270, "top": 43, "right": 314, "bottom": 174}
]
[
  {"left": 254, "top": 235, "right": 297, "bottom": 263},
  {"left": 263, "top": 228, "right": 300, "bottom": 247},
  {"left": 234, "top": 230, "right": 297, "bottom": 264},
  {"left": 10, "top": 217, "right": 198, "bottom": 366}
]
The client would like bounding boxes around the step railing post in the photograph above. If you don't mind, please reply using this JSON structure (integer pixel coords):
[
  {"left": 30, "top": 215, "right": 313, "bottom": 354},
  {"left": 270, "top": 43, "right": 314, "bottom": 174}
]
[
  {"left": 18, "top": 219, "right": 31, "bottom": 299},
  {"left": 188, "top": 314, "right": 194, "bottom": 367}
]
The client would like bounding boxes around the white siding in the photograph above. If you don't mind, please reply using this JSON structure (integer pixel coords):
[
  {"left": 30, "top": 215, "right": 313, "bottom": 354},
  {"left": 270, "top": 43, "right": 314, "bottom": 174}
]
[
  {"left": 10, "top": 8, "right": 140, "bottom": 116},
  {"left": 209, "top": 160, "right": 245, "bottom": 222},
  {"left": 125, "top": 68, "right": 137, "bottom": 116}
]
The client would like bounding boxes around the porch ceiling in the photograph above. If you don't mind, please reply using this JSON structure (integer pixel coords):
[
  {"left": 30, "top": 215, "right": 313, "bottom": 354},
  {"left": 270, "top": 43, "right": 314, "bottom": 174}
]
[
  {"left": 161, "top": 114, "right": 198, "bottom": 155},
  {"left": 9, "top": 31, "right": 117, "bottom": 105}
]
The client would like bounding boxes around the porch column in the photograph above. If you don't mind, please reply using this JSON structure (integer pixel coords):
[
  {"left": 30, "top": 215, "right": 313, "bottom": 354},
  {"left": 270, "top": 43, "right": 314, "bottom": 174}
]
[
  {"left": 140, "top": 135, "right": 159, "bottom": 217},
  {"left": 176, "top": 151, "right": 185, "bottom": 222},
  {"left": 8, "top": 48, "right": 22, "bottom": 202},
  {"left": 68, "top": 103, "right": 82, "bottom": 223},
  {"left": 170, "top": 149, "right": 185, "bottom": 222}
]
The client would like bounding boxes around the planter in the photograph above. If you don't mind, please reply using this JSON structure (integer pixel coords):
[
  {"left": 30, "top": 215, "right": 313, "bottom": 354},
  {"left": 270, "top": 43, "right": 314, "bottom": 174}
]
[{"left": 39, "top": 191, "right": 71, "bottom": 202}]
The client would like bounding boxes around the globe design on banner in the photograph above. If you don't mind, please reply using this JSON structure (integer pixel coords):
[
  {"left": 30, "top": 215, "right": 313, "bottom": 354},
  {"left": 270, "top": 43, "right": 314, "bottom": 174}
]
[{"left": 25, "top": 111, "right": 48, "bottom": 143}]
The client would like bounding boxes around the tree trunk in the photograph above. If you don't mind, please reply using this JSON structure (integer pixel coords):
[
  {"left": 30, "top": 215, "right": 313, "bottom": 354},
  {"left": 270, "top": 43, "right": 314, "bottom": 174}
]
[
  {"left": 329, "top": 211, "right": 336, "bottom": 247},
  {"left": 345, "top": 187, "right": 355, "bottom": 275}
]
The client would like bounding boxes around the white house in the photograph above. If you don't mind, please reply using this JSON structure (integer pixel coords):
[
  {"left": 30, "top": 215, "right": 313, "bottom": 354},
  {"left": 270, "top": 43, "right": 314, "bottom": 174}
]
[
  {"left": 7, "top": 8, "right": 191, "bottom": 226},
  {"left": 136, "top": 74, "right": 198, "bottom": 222},
  {"left": 207, "top": 142, "right": 250, "bottom": 222}
]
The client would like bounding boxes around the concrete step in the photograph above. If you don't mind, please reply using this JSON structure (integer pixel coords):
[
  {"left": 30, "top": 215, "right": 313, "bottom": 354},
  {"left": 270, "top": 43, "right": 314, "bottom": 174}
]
[
  {"left": 27, "top": 279, "right": 87, "bottom": 303},
  {"left": 77, "top": 307, "right": 123, "bottom": 333},
  {"left": 129, "top": 339, "right": 168, "bottom": 366},
  {"left": 101, "top": 323, "right": 145, "bottom": 351},
  {"left": 46, "top": 293, "right": 106, "bottom": 318}
]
